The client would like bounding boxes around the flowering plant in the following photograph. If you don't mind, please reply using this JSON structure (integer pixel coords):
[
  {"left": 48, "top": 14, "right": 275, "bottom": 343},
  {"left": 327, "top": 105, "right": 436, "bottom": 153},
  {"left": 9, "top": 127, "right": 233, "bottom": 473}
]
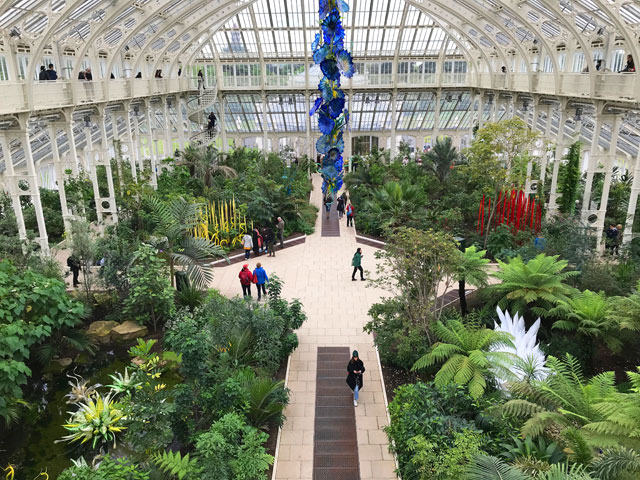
[{"left": 310, "top": 0, "right": 355, "bottom": 194}]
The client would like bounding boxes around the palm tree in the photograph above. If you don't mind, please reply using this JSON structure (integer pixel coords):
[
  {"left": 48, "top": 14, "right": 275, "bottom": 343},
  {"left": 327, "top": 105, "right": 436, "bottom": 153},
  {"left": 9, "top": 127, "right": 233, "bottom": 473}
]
[
  {"left": 365, "top": 181, "right": 426, "bottom": 230},
  {"left": 178, "top": 145, "right": 236, "bottom": 187},
  {"left": 411, "top": 318, "right": 516, "bottom": 398},
  {"left": 423, "top": 136, "right": 459, "bottom": 184},
  {"left": 147, "top": 196, "right": 228, "bottom": 288},
  {"left": 548, "top": 290, "right": 623, "bottom": 353},
  {"left": 504, "top": 354, "right": 616, "bottom": 439},
  {"left": 490, "top": 254, "right": 578, "bottom": 319},
  {"left": 454, "top": 246, "right": 490, "bottom": 316}
]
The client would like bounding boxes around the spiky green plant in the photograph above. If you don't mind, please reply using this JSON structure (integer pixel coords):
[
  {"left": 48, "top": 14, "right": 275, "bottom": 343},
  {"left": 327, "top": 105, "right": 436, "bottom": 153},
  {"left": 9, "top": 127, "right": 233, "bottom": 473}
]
[
  {"left": 465, "top": 455, "right": 596, "bottom": 480},
  {"left": 146, "top": 196, "right": 228, "bottom": 288},
  {"left": 423, "top": 136, "right": 460, "bottom": 184},
  {"left": 107, "top": 368, "right": 141, "bottom": 397},
  {"left": 411, "top": 319, "right": 516, "bottom": 398},
  {"left": 59, "top": 392, "right": 127, "bottom": 449},
  {"left": 591, "top": 447, "right": 640, "bottom": 480},
  {"left": 490, "top": 254, "right": 578, "bottom": 316},
  {"left": 239, "top": 374, "right": 289, "bottom": 430},
  {"left": 504, "top": 354, "right": 616, "bottom": 439},
  {"left": 152, "top": 451, "right": 199, "bottom": 480},
  {"left": 548, "top": 290, "right": 623, "bottom": 353},
  {"left": 365, "top": 181, "right": 427, "bottom": 229},
  {"left": 608, "top": 280, "right": 640, "bottom": 331}
]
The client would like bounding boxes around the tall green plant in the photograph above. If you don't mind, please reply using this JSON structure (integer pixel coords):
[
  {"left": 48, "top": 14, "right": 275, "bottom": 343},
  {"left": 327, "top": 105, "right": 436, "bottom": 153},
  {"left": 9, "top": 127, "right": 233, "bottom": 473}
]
[
  {"left": 423, "top": 136, "right": 460, "bottom": 184},
  {"left": 146, "top": 196, "right": 227, "bottom": 288},
  {"left": 454, "top": 246, "right": 490, "bottom": 316},
  {"left": 412, "top": 319, "right": 516, "bottom": 398},
  {"left": 558, "top": 142, "right": 581, "bottom": 215},
  {"left": 365, "top": 181, "right": 427, "bottom": 230}
]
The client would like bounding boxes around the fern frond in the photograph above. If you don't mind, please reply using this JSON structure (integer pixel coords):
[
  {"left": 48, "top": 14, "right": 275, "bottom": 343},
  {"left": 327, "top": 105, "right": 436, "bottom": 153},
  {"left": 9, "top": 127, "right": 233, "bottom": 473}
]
[{"left": 152, "top": 451, "right": 199, "bottom": 480}]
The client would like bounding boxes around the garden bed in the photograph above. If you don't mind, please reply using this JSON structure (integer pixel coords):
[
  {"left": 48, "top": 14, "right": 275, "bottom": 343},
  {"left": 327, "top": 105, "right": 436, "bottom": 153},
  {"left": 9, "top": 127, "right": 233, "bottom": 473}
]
[{"left": 212, "top": 232, "right": 307, "bottom": 267}]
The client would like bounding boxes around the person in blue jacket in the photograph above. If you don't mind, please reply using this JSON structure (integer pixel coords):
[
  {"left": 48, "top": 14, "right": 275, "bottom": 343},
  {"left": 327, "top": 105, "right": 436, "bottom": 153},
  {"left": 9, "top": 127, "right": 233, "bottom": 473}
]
[{"left": 252, "top": 262, "right": 269, "bottom": 300}]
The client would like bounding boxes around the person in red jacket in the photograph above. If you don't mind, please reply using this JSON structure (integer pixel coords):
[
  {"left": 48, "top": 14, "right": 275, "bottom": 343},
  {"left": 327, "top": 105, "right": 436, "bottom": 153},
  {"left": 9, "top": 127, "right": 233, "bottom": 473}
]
[{"left": 238, "top": 264, "right": 253, "bottom": 297}]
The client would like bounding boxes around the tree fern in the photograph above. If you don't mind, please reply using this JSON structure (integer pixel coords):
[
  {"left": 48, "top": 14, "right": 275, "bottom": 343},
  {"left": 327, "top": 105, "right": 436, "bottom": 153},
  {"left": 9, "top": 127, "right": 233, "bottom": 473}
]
[
  {"left": 607, "top": 281, "right": 640, "bottom": 331},
  {"left": 591, "top": 447, "right": 640, "bottom": 480},
  {"left": 490, "top": 254, "right": 578, "bottom": 316},
  {"left": 152, "top": 451, "right": 199, "bottom": 480},
  {"left": 548, "top": 290, "right": 622, "bottom": 353},
  {"left": 412, "top": 319, "right": 516, "bottom": 398}
]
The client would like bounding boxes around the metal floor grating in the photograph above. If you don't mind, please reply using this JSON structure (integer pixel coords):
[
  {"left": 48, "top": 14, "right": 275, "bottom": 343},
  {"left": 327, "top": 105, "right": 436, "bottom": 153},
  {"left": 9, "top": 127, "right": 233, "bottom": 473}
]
[
  {"left": 313, "top": 346, "right": 360, "bottom": 480},
  {"left": 321, "top": 202, "right": 341, "bottom": 237}
]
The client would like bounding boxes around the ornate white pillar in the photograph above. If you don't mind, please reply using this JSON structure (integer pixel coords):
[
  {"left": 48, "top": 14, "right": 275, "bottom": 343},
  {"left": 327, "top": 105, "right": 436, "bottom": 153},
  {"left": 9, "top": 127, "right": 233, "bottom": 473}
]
[
  {"left": 109, "top": 110, "right": 124, "bottom": 190},
  {"left": 220, "top": 93, "right": 228, "bottom": 153},
  {"left": 85, "top": 121, "right": 103, "bottom": 224},
  {"left": 0, "top": 132, "right": 27, "bottom": 242},
  {"left": 178, "top": 97, "right": 186, "bottom": 151},
  {"left": 144, "top": 100, "right": 158, "bottom": 188},
  {"left": 49, "top": 124, "right": 73, "bottom": 236},
  {"left": 262, "top": 93, "right": 269, "bottom": 152},
  {"left": 17, "top": 126, "right": 50, "bottom": 254},
  {"left": 64, "top": 119, "right": 80, "bottom": 175},
  {"left": 623, "top": 147, "right": 640, "bottom": 245},
  {"left": 122, "top": 102, "right": 138, "bottom": 183},
  {"left": 432, "top": 90, "right": 442, "bottom": 142},
  {"left": 390, "top": 92, "right": 397, "bottom": 160},
  {"left": 97, "top": 108, "right": 118, "bottom": 224},
  {"left": 581, "top": 106, "right": 605, "bottom": 225},
  {"left": 477, "top": 92, "right": 485, "bottom": 130},
  {"left": 548, "top": 103, "right": 569, "bottom": 215}
]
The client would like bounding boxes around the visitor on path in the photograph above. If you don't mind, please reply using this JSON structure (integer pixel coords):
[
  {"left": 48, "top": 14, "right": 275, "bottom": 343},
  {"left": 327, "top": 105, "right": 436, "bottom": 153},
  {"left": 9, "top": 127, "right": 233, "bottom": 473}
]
[
  {"left": 252, "top": 226, "right": 263, "bottom": 257},
  {"left": 242, "top": 232, "right": 253, "bottom": 259},
  {"left": 39, "top": 66, "right": 48, "bottom": 80},
  {"left": 238, "top": 264, "right": 253, "bottom": 297},
  {"left": 324, "top": 193, "right": 333, "bottom": 219},
  {"left": 337, "top": 195, "right": 345, "bottom": 218},
  {"left": 47, "top": 64, "right": 58, "bottom": 80},
  {"left": 197, "top": 69, "right": 205, "bottom": 93},
  {"left": 346, "top": 202, "right": 354, "bottom": 227},
  {"left": 605, "top": 224, "right": 618, "bottom": 255},
  {"left": 252, "top": 262, "right": 269, "bottom": 301},
  {"left": 263, "top": 226, "right": 276, "bottom": 257},
  {"left": 276, "top": 217, "right": 285, "bottom": 249},
  {"left": 346, "top": 350, "right": 365, "bottom": 407},
  {"left": 67, "top": 255, "right": 81, "bottom": 288},
  {"left": 351, "top": 248, "right": 365, "bottom": 281}
]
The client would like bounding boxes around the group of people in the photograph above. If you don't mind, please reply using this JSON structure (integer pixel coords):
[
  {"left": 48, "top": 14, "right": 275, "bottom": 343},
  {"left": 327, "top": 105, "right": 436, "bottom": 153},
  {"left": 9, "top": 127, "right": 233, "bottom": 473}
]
[
  {"left": 38, "top": 64, "right": 58, "bottom": 81},
  {"left": 323, "top": 191, "right": 355, "bottom": 227},
  {"left": 241, "top": 217, "right": 285, "bottom": 259},
  {"left": 238, "top": 262, "right": 269, "bottom": 300},
  {"left": 605, "top": 223, "right": 624, "bottom": 255}
]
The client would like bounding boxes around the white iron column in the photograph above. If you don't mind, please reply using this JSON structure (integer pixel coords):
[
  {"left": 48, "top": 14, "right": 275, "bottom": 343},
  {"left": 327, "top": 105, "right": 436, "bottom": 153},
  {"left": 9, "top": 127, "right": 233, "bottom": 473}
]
[
  {"left": 49, "top": 124, "right": 73, "bottom": 236},
  {"left": 432, "top": 90, "right": 442, "bottom": 142},
  {"left": 110, "top": 111, "right": 124, "bottom": 189},
  {"left": 64, "top": 120, "right": 80, "bottom": 175},
  {"left": 390, "top": 92, "right": 397, "bottom": 160},
  {"left": 122, "top": 103, "right": 138, "bottom": 183},
  {"left": 0, "top": 132, "right": 27, "bottom": 242},
  {"left": 97, "top": 110, "right": 119, "bottom": 223},
  {"left": 540, "top": 104, "right": 553, "bottom": 187},
  {"left": 132, "top": 113, "right": 144, "bottom": 175},
  {"left": 581, "top": 106, "right": 605, "bottom": 225},
  {"left": 85, "top": 121, "right": 103, "bottom": 224},
  {"left": 162, "top": 97, "right": 172, "bottom": 157},
  {"left": 262, "top": 93, "right": 269, "bottom": 151},
  {"left": 19, "top": 127, "right": 49, "bottom": 254},
  {"left": 178, "top": 97, "right": 186, "bottom": 150},
  {"left": 548, "top": 104, "right": 569, "bottom": 215},
  {"left": 145, "top": 100, "right": 158, "bottom": 187},
  {"left": 594, "top": 114, "right": 622, "bottom": 251},
  {"left": 477, "top": 92, "right": 485, "bottom": 130},
  {"left": 623, "top": 147, "right": 640, "bottom": 245},
  {"left": 220, "top": 94, "right": 228, "bottom": 153},
  {"left": 491, "top": 93, "right": 498, "bottom": 122}
]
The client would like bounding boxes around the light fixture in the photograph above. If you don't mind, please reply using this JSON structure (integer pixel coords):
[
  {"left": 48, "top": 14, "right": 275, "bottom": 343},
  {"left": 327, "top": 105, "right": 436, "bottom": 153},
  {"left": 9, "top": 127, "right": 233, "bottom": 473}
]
[
  {"left": 9, "top": 27, "right": 21, "bottom": 38},
  {"left": 445, "top": 94, "right": 452, "bottom": 102},
  {"left": 575, "top": 108, "right": 583, "bottom": 121},
  {"left": 522, "top": 100, "right": 529, "bottom": 112},
  {"left": 83, "top": 115, "right": 91, "bottom": 127}
]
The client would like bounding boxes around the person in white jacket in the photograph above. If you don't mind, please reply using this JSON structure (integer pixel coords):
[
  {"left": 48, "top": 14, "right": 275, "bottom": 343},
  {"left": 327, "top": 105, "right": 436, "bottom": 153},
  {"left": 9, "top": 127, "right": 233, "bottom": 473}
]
[{"left": 242, "top": 233, "right": 253, "bottom": 259}]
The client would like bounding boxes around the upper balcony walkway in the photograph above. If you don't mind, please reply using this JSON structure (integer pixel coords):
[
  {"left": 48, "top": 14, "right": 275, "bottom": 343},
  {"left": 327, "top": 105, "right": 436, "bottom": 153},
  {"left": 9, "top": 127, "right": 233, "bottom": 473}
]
[{"left": 1, "top": 71, "right": 637, "bottom": 117}]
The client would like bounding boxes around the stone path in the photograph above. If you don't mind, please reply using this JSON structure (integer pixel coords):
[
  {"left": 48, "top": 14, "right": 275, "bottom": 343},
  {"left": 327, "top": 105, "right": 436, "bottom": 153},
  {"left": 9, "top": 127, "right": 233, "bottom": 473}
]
[{"left": 208, "top": 173, "right": 397, "bottom": 480}]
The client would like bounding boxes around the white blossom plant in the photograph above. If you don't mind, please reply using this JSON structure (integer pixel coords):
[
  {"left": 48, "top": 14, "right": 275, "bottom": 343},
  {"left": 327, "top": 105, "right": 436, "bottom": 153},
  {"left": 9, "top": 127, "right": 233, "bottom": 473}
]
[{"left": 491, "top": 307, "right": 548, "bottom": 389}]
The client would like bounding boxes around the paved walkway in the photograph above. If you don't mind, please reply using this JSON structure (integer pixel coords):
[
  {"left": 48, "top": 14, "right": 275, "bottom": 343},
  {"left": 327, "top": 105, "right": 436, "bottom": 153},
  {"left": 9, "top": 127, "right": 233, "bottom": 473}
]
[{"left": 208, "top": 173, "right": 397, "bottom": 480}]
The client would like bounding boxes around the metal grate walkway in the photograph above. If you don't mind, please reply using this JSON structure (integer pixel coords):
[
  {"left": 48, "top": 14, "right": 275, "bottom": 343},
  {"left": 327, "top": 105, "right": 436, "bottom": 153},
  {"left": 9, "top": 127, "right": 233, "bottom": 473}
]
[
  {"left": 321, "top": 202, "right": 341, "bottom": 237},
  {"left": 313, "top": 346, "right": 360, "bottom": 480}
]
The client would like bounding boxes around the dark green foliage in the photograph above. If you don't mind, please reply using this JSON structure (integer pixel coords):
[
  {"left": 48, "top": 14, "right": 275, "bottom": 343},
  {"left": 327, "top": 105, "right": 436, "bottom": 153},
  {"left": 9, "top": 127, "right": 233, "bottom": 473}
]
[
  {"left": 23, "top": 188, "right": 64, "bottom": 242},
  {"left": 0, "top": 260, "right": 85, "bottom": 425},
  {"left": 58, "top": 455, "right": 150, "bottom": 480},
  {"left": 385, "top": 382, "right": 486, "bottom": 479},
  {"left": 95, "top": 224, "right": 140, "bottom": 294},
  {"left": 559, "top": 142, "right": 581, "bottom": 215},
  {"left": 500, "top": 436, "right": 565, "bottom": 464}
]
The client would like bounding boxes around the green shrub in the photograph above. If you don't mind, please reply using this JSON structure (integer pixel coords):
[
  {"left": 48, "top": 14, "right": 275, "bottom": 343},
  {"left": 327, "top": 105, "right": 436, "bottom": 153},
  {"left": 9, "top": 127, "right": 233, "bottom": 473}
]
[{"left": 58, "top": 455, "right": 149, "bottom": 480}]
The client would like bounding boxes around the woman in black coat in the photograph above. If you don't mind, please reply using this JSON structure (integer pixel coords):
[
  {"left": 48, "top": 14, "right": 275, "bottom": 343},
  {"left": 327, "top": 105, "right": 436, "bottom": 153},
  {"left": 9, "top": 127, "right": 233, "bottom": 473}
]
[{"left": 346, "top": 350, "right": 365, "bottom": 407}]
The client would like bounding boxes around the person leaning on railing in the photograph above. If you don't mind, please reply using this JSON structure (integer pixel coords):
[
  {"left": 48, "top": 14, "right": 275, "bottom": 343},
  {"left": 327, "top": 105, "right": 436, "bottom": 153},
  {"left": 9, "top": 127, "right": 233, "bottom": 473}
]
[{"left": 619, "top": 54, "right": 635, "bottom": 73}]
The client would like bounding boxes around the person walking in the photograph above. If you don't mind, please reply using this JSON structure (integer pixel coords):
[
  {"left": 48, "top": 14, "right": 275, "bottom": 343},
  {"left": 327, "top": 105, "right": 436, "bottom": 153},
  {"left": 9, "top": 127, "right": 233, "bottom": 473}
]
[
  {"left": 346, "top": 202, "right": 354, "bottom": 227},
  {"left": 324, "top": 193, "right": 333, "bottom": 219},
  {"left": 242, "top": 232, "right": 253, "bottom": 259},
  {"left": 346, "top": 350, "right": 365, "bottom": 407},
  {"left": 337, "top": 195, "right": 345, "bottom": 219},
  {"left": 252, "top": 226, "right": 263, "bottom": 257},
  {"left": 238, "top": 264, "right": 253, "bottom": 297},
  {"left": 351, "top": 247, "right": 365, "bottom": 281},
  {"left": 67, "top": 254, "right": 81, "bottom": 288},
  {"left": 276, "top": 217, "right": 285, "bottom": 249},
  {"left": 197, "top": 69, "right": 205, "bottom": 93},
  {"left": 252, "top": 262, "right": 269, "bottom": 301},
  {"left": 207, "top": 112, "right": 217, "bottom": 136}
]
